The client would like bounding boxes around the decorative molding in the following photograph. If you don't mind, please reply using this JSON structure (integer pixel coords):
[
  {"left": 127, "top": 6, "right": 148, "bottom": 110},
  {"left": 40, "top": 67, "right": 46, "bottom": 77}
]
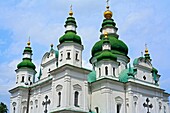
[
  {"left": 73, "top": 84, "right": 82, "bottom": 91},
  {"left": 56, "top": 85, "right": 63, "bottom": 92},
  {"left": 115, "top": 96, "right": 123, "bottom": 104}
]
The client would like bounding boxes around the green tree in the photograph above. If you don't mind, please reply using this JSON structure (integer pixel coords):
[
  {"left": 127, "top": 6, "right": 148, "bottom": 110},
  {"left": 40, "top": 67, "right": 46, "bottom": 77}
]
[{"left": 0, "top": 102, "right": 8, "bottom": 113}]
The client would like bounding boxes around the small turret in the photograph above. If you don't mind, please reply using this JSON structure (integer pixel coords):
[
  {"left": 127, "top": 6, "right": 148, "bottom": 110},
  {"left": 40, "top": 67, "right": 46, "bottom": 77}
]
[
  {"left": 15, "top": 39, "right": 36, "bottom": 86},
  {"left": 58, "top": 6, "right": 84, "bottom": 67}
]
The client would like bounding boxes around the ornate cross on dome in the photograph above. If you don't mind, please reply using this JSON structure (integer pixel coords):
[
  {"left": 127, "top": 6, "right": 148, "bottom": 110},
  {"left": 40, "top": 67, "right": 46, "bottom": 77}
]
[
  {"left": 42, "top": 95, "right": 51, "bottom": 113},
  {"left": 145, "top": 43, "right": 147, "bottom": 49},
  {"left": 70, "top": 5, "right": 72, "bottom": 11},
  {"left": 143, "top": 98, "right": 153, "bottom": 113},
  {"left": 69, "top": 5, "right": 73, "bottom": 16},
  {"left": 106, "top": 0, "right": 109, "bottom": 6}
]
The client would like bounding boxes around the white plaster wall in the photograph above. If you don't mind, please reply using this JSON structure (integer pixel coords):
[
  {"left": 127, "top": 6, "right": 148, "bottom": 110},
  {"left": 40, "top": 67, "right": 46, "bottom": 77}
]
[
  {"left": 91, "top": 81, "right": 125, "bottom": 113},
  {"left": 135, "top": 67, "right": 154, "bottom": 84},
  {"left": 102, "top": 27, "right": 117, "bottom": 34},
  {"left": 95, "top": 61, "right": 119, "bottom": 79},
  {"left": 41, "top": 60, "right": 57, "bottom": 79},
  {"left": 58, "top": 43, "right": 83, "bottom": 68},
  {"left": 16, "top": 69, "right": 36, "bottom": 87}
]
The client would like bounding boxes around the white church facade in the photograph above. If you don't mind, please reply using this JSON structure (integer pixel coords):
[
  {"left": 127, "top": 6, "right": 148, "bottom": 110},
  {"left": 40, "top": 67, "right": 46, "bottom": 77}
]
[{"left": 9, "top": 4, "right": 170, "bottom": 113}]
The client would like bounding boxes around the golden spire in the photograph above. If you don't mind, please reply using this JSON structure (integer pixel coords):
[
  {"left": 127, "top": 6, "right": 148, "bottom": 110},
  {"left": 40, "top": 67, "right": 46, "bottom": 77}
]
[
  {"left": 69, "top": 5, "right": 73, "bottom": 16},
  {"left": 104, "top": 0, "right": 113, "bottom": 19},
  {"left": 104, "top": 31, "right": 108, "bottom": 38},
  {"left": 27, "top": 37, "right": 31, "bottom": 47},
  {"left": 145, "top": 44, "right": 149, "bottom": 54}
]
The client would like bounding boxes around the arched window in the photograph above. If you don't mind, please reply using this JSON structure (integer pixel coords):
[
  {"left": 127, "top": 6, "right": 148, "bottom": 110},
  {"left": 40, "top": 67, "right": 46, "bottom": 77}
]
[
  {"left": 58, "top": 92, "right": 61, "bottom": 107},
  {"left": 75, "top": 53, "right": 79, "bottom": 61},
  {"left": 105, "top": 66, "right": 108, "bottom": 75},
  {"left": 117, "top": 104, "right": 121, "bottom": 113},
  {"left": 74, "top": 91, "right": 79, "bottom": 107},
  {"left": 28, "top": 76, "right": 31, "bottom": 81},
  {"left": 13, "top": 107, "right": 15, "bottom": 113},
  {"left": 113, "top": 67, "right": 115, "bottom": 76},
  {"left": 99, "top": 68, "right": 101, "bottom": 77},
  {"left": 95, "top": 107, "right": 99, "bottom": 113},
  {"left": 115, "top": 96, "right": 123, "bottom": 113},
  {"left": 21, "top": 76, "right": 24, "bottom": 82},
  {"left": 12, "top": 102, "right": 16, "bottom": 113}
]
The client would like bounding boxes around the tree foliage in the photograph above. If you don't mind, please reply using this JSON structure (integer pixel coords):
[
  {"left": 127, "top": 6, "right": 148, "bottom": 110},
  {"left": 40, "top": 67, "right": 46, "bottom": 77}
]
[{"left": 0, "top": 102, "right": 8, "bottom": 113}]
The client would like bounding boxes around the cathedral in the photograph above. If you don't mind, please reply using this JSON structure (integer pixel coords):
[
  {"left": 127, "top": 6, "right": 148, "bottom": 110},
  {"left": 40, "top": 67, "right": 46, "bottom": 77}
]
[{"left": 9, "top": 3, "right": 170, "bottom": 113}]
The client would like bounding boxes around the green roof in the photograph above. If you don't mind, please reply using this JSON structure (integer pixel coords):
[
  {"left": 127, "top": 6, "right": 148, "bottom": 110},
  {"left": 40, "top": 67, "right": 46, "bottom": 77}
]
[
  {"left": 17, "top": 58, "right": 36, "bottom": 70},
  {"left": 100, "top": 19, "right": 118, "bottom": 32},
  {"left": 55, "top": 50, "right": 59, "bottom": 58},
  {"left": 23, "top": 47, "right": 32, "bottom": 54},
  {"left": 152, "top": 67, "right": 158, "bottom": 73},
  {"left": 96, "top": 50, "right": 117, "bottom": 62},
  {"left": 119, "top": 66, "right": 137, "bottom": 83},
  {"left": 91, "top": 34, "right": 128, "bottom": 57},
  {"left": 133, "top": 57, "right": 145, "bottom": 66},
  {"left": 88, "top": 70, "right": 96, "bottom": 83},
  {"left": 64, "top": 17, "right": 77, "bottom": 28},
  {"left": 59, "top": 15, "right": 81, "bottom": 45},
  {"left": 59, "top": 31, "right": 82, "bottom": 45}
]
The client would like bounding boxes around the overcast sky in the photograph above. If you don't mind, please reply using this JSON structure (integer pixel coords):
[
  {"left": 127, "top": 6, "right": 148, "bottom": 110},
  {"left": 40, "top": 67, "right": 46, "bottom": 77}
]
[{"left": 0, "top": 0, "right": 170, "bottom": 110}]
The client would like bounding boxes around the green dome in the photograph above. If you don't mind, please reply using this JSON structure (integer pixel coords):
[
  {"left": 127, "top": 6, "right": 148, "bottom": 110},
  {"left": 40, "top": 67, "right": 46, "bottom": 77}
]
[
  {"left": 92, "top": 34, "right": 128, "bottom": 57},
  {"left": 59, "top": 31, "right": 82, "bottom": 45},
  {"left": 88, "top": 71, "right": 96, "bottom": 83},
  {"left": 119, "top": 67, "right": 136, "bottom": 83},
  {"left": 23, "top": 47, "right": 32, "bottom": 54},
  {"left": 17, "top": 58, "right": 36, "bottom": 70},
  {"left": 64, "top": 17, "right": 77, "bottom": 27},
  {"left": 96, "top": 50, "right": 117, "bottom": 62},
  {"left": 100, "top": 19, "right": 117, "bottom": 32}
]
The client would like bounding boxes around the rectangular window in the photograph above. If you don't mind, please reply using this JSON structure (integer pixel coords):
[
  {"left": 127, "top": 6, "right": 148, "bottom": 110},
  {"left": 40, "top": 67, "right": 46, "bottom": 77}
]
[{"left": 66, "top": 52, "right": 71, "bottom": 60}]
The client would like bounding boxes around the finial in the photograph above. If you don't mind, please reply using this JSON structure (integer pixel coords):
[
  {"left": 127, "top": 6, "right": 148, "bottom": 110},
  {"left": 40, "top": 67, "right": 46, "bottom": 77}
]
[
  {"left": 27, "top": 36, "right": 31, "bottom": 47},
  {"left": 106, "top": 0, "right": 109, "bottom": 9},
  {"left": 104, "top": 31, "right": 108, "bottom": 38},
  {"left": 69, "top": 5, "right": 73, "bottom": 16},
  {"left": 104, "top": 0, "right": 112, "bottom": 19},
  {"left": 145, "top": 44, "right": 149, "bottom": 54}
]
